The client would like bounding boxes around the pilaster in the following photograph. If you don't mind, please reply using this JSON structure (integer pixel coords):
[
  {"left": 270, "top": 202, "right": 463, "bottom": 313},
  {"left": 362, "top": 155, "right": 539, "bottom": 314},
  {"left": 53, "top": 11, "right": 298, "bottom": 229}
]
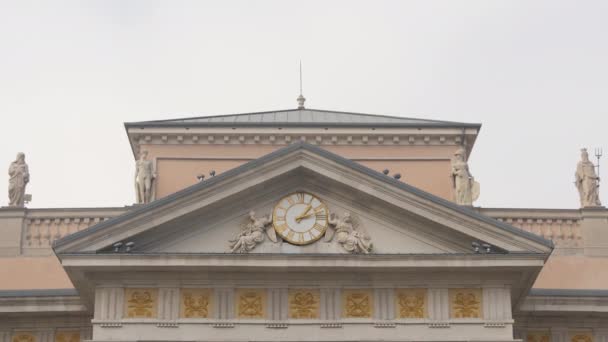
[
  {"left": 158, "top": 288, "right": 179, "bottom": 321},
  {"left": 550, "top": 327, "right": 568, "bottom": 342},
  {"left": 428, "top": 288, "right": 449, "bottom": 321},
  {"left": 0, "top": 207, "right": 26, "bottom": 256},
  {"left": 581, "top": 207, "right": 608, "bottom": 256},
  {"left": 214, "top": 288, "right": 234, "bottom": 319},
  {"left": 320, "top": 288, "right": 340, "bottom": 320}
]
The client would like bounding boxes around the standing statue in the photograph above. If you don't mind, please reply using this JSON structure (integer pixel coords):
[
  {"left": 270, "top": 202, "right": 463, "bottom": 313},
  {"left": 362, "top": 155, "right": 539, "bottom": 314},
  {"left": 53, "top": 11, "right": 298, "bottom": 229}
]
[
  {"left": 325, "top": 212, "right": 372, "bottom": 254},
  {"left": 451, "top": 147, "right": 480, "bottom": 206},
  {"left": 575, "top": 148, "right": 601, "bottom": 207},
  {"left": 134, "top": 150, "right": 156, "bottom": 204},
  {"left": 229, "top": 210, "right": 275, "bottom": 253},
  {"left": 8, "top": 152, "right": 29, "bottom": 207}
]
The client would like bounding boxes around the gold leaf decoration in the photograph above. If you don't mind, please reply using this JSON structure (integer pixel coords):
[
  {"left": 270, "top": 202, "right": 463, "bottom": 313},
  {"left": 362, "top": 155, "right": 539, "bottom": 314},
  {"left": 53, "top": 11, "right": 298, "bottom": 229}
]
[
  {"left": 289, "top": 289, "right": 320, "bottom": 319},
  {"left": 181, "top": 289, "right": 212, "bottom": 318},
  {"left": 570, "top": 333, "right": 593, "bottom": 342},
  {"left": 12, "top": 334, "right": 35, "bottom": 342},
  {"left": 342, "top": 290, "right": 373, "bottom": 318},
  {"left": 236, "top": 289, "right": 265, "bottom": 318},
  {"left": 449, "top": 288, "right": 482, "bottom": 318},
  {"left": 125, "top": 288, "right": 157, "bottom": 318},
  {"left": 395, "top": 289, "right": 426, "bottom": 318},
  {"left": 526, "top": 332, "right": 550, "bottom": 342},
  {"left": 55, "top": 331, "right": 80, "bottom": 342}
]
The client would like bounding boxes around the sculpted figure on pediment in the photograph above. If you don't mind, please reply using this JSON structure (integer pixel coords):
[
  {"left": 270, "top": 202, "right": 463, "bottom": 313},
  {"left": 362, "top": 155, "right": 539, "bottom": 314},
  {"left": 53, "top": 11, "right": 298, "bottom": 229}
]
[
  {"left": 325, "top": 212, "right": 372, "bottom": 254},
  {"left": 8, "top": 152, "right": 29, "bottom": 207},
  {"left": 451, "top": 147, "right": 479, "bottom": 206},
  {"left": 229, "top": 210, "right": 276, "bottom": 253},
  {"left": 575, "top": 148, "right": 601, "bottom": 207},
  {"left": 135, "top": 150, "right": 156, "bottom": 204}
]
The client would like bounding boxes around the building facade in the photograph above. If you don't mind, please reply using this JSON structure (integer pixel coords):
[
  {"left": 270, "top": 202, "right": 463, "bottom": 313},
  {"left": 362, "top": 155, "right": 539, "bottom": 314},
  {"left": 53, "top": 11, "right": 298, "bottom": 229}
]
[{"left": 1, "top": 107, "right": 607, "bottom": 342}]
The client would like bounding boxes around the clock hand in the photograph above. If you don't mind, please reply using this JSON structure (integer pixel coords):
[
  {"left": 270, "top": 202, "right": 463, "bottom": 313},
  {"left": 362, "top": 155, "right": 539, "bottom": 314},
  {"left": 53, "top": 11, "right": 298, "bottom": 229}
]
[{"left": 295, "top": 204, "right": 312, "bottom": 222}]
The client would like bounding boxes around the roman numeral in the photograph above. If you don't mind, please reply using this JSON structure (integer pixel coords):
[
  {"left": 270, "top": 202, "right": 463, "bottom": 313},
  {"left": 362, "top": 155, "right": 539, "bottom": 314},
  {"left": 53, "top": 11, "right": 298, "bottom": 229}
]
[
  {"left": 315, "top": 212, "right": 327, "bottom": 221},
  {"left": 296, "top": 193, "right": 305, "bottom": 203}
]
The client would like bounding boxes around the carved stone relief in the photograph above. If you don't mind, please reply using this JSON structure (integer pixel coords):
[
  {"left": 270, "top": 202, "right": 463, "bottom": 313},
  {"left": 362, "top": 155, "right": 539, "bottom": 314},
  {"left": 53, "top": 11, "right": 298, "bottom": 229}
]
[
  {"left": 342, "top": 289, "right": 373, "bottom": 318},
  {"left": 229, "top": 211, "right": 275, "bottom": 253},
  {"left": 449, "top": 288, "right": 482, "bottom": 319},
  {"left": 11, "top": 334, "right": 35, "bottom": 342},
  {"left": 395, "top": 288, "right": 427, "bottom": 319},
  {"left": 288, "top": 289, "right": 320, "bottom": 319},
  {"left": 235, "top": 289, "right": 266, "bottom": 319},
  {"left": 526, "top": 332, "right": 551, "bottom": 342},
  {"left": 54, "top": 332, "right": 80, "bottom": 342},
  {"left": 180, "top": 289, "right": 212, "bottom": 318},
  {"left": 325, "top": 212, "right": 372, "bottom": 254},
  {"left": 124, "top": 288, "right": 158, "bottom": 318}
]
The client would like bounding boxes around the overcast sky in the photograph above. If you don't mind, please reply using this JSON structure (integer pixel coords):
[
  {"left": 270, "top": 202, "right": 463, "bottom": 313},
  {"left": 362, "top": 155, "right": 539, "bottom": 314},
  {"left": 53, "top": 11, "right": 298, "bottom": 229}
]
[{"left": 1, "top": 0, "right": 607, "bottom": 209}]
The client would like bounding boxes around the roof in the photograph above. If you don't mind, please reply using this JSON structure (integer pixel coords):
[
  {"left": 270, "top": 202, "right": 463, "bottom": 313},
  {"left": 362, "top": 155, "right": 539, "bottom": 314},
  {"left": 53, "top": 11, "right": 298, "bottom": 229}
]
[
  {"left": 125, "top": 108, "right": 481, "bottom": 128},
  {"left": 54, "top": 141, "right": 551, "bottom": 251}
]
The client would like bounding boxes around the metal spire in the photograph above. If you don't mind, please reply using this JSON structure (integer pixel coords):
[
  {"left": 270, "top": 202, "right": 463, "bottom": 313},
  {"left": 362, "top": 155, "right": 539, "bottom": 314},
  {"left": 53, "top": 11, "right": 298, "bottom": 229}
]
[{"left": 297, "top": 61, "right": 306, "bottom": 109}]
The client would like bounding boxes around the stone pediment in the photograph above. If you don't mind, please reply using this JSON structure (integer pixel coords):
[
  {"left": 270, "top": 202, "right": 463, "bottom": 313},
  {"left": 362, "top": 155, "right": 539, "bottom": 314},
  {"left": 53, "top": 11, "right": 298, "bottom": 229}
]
[{"left": 54, "top": 142, "right": 552, "bottom": 256}]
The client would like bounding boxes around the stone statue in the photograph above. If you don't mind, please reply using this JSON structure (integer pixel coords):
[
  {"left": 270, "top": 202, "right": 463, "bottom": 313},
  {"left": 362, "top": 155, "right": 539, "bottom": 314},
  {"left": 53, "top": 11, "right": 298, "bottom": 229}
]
[
  {"left": 134, "top": 150, "right": 156, "bottom": 204},
  {"left": 451, "top": 147, "right": 480, "bottom": 206},
  {"left": 229, "top": 210, "right": 275, "bottom": 253},
  {"left": 8, "top": 152, "right": 29, "bottom": 207},
  {"left": 575, "top": 148, "right": 601, "bottom": 207},
  {"left": 325, "top": 212, "right": 372, "bottom": 254}
]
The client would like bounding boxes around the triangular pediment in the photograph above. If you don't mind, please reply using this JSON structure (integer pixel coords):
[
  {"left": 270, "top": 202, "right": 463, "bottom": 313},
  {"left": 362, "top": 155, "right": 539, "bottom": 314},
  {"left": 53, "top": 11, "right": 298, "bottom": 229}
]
[{"left": 54, "top": 142, "right": 552, "bottom": 256}]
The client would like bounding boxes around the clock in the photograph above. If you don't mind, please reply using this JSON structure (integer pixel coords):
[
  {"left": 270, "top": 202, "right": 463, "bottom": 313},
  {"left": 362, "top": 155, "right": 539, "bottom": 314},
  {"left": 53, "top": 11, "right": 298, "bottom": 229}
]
[{"left": 272, "top": 192, "right": 329, "bottom": 245}]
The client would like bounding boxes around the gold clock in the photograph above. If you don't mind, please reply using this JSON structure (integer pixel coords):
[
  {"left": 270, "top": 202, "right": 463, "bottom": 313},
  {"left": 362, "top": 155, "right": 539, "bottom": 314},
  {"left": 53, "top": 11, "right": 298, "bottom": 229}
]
[{"left": 272, "top": 192, "right": 329, "bottom": 245}]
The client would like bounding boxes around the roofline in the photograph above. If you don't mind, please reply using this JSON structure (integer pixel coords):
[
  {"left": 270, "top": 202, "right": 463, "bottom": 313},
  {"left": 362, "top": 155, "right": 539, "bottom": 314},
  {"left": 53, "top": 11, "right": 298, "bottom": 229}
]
[
  {"left": 0, "top": 288, "right": 78, "bottom": 298},
  {"left": 529, "top": 288, "right": 608, "bottom": 297},
  {"left": 124, "top": 108, "right": 482, "bottom": 129},
  {"left": 54, "top": 142, "right": 551, "bottom": 250}
]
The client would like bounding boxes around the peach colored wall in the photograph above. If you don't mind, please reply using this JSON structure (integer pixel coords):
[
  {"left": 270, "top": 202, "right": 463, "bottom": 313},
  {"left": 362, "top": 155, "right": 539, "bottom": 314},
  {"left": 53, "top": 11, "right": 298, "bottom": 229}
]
[
  {"left": 533, "top": 255, "right": 608, "bottom": 289},
  {"left": 143, "top": 144, "right": 458, "bottom": 200},
  {"left": 0, "top": 256, "right": 73, "bottom": 290}
]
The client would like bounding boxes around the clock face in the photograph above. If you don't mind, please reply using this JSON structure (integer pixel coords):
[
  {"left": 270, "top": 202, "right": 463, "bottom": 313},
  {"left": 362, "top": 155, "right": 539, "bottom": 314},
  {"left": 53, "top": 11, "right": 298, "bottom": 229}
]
[{"left": 272, "top": 192, "right": 329, "bottom": 245}]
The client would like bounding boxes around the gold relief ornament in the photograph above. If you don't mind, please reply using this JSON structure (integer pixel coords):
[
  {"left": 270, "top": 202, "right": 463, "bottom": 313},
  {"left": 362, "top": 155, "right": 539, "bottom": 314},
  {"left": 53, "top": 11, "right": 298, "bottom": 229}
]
[
  {"left": 343, "top": 291, "right": 373, "bottom": 318},
  {"left": 237, "top": 290, "right": 265, "bottom": 318},
  {"left": 325, "top": 212, "right": 372, "bottom": 254},
  {"left": 526, "top": 332, "right": 550, "bottom": 342},
  {"left": 181, "top": 289, "right": 211, "bottom": 318},
  {"left": 570, "top": 334, "right": 593, "bottom": 342},
  {"left": 125, "top": 288, "right": 157, "bottom": 318},
  {"left": 12, "top": 334, "right": 35, "bottom": 342},
  {"left": 450, "top": 289, "right": 481, "bottom": 318},
  {"left": 395, "top": 289, "right": 426, "bottom": 318},
  {"left": 289, "top": 290, "right": 320, "bottom": 319},
  {"left": 230, "top": 210, "right": 275, "bottom": 253},
  {"left": 55, "top": 332, "right": 80, "bottom": 342}
]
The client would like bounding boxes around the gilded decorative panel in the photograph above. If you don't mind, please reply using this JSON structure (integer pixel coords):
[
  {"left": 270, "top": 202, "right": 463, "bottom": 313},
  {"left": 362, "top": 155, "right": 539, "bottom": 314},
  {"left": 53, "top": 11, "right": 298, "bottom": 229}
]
[
  {"left": 342, "top": 289, "right": 373, "bottom": 318},
  {"left": 569, "top": 332, "right": 594, "bottom": 342},
  {"left": 236, "top": 288, "right": 266, "bottom": 319},
  {"left": 12, "top": 333, "right": 36, "bottom": 342},
  {"left": 526, "top": 331, "right": 550, "bottom": 342},
  {"left": 288, "top": 289, "right": 320, "bottom": 319},
  {"left": 180, "top": 288, "right": 213, "bottom": 318},
  {"left": 395, "top": 288, "right": 427, "bottom": 318},
  {"left": 124, "top": 288, "right": 158, "bottom": 318},
  {"left": 449, "top": 288, "right": 482, "bottom": 318},
  {"left": 55, "top": 331, "right": 80, "bottom": 342}
]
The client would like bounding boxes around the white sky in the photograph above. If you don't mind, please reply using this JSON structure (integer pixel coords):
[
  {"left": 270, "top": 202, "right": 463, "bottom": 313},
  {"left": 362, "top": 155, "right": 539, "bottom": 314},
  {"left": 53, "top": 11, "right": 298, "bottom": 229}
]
[{"left": 1, "top": 0, "right": 607, "bottom": 209}]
